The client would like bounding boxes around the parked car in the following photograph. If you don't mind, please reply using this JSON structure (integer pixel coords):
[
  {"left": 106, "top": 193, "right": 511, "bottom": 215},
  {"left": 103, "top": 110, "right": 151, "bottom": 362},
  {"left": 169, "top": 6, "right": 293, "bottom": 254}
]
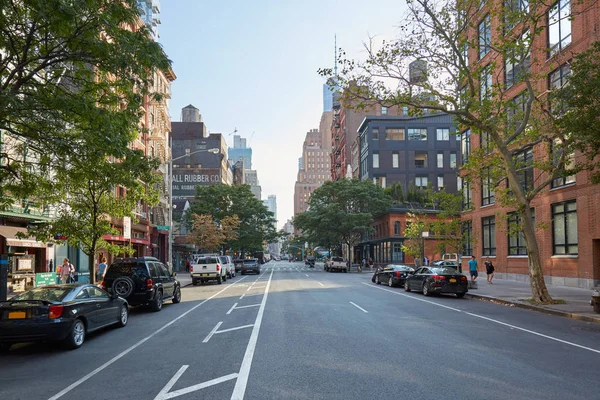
[
  {"left": 102, "top": 256, "right": 181, "bottom": 312},
  {"left": 0, "top": 284, "right": 128, "bottom": 351},
  {"left": 220, "top": 255, "right": 235, "bottom": 278},
  {"left": 430, "top": 260, "right": 460, "bottom": 269},
  {"left": 326, "top": 257, "right": 347, "bottom": 272},
  {"left": 241, "top": 259, "right": 261, "bottom": 275},
  {"left": 404, "top": 267, "right": 468, "bottom": 298},
  {"left": 372, "top": 264, "right": 415, "bottom": 287},
  {"left": 191, "top": 256, "right": 227, "bottom": 285},
  {"left": 233, "top": 259, "right": 245, "bottom": 273}
]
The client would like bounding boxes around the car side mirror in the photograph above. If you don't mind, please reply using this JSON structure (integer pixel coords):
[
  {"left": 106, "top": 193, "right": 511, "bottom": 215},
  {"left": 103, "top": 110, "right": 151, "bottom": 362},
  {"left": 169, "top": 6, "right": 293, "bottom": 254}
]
[{"left": 111, "top": 292, "right": 118, "bottom": 300}]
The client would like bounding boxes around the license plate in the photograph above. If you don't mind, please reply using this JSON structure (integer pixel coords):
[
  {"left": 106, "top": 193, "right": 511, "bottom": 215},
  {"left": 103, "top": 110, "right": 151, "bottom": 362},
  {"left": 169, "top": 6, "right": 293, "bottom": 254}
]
[
  {"left": 202, "top": 274, "right": 209, "bottom": 277},
  {"left": 8, "top": 311, "right": 27, "bottom": 319},
  {"left": 449, "top": 278, "right": 457, "bottom": 283}
]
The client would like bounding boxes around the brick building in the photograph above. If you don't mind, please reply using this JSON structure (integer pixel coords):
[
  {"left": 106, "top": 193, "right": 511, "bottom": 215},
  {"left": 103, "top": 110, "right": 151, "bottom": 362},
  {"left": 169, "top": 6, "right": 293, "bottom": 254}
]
[
  {"left": 462, "top": 0, "right": 600, "bottom": 288},
  {"left": 294, "top": 129, "right": 331, "bottom": 216}
]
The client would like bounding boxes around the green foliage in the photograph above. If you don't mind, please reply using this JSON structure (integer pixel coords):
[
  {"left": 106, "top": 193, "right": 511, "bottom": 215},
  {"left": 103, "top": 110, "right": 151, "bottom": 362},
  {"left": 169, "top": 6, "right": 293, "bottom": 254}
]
[
  {"left": 293, "top": 179, "right": 391, "bottom": 260},
  {"left": 0, "top": 0, "right": 171, "bottom": 207},
  {"left": 190, "top": 184, "right": 278, "bottom": 254},
  {"left": 428, "top": 189, "right": 472, "bottom": 257},
  {"left": 401, "top": 213, "right": 426, "bottom": 263},
  {"left": 384, "top": 182, "right": 405, "bottom": 204}
]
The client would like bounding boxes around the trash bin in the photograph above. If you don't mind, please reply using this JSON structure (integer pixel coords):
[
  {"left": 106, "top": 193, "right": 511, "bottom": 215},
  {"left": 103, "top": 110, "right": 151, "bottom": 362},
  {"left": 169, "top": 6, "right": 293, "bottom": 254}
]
[{"left": 592, "top": 288, "right": 600, "bottom": 314}]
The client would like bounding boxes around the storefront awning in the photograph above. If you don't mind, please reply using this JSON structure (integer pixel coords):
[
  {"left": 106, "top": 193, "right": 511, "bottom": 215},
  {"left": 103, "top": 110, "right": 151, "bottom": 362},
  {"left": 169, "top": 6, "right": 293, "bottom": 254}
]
[{"left": 0, "top": 226, "right": 47, "bottom": 248}]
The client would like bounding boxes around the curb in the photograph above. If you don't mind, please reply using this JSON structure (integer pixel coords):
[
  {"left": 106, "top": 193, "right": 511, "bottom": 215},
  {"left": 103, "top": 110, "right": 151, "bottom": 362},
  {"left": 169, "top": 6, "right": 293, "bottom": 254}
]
[{"left": 466, "top": 293, "right": 600, "bottom": 324}]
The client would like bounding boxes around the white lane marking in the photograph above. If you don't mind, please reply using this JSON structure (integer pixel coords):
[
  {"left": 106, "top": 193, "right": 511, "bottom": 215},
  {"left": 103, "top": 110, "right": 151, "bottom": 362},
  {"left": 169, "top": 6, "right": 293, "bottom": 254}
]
[
  {"left": 48, "top": 277, "right": 247, "bottom": 400},
  {"left": 234, "top": 303, "right": 261, "bottom": 310},
  {"left": 203, "top": 321, "right": 223, "bottom": 343},
  {"left": 349, "top": 301, "right": 369, "bottom": 313},
  {"left": 155, "top": 371, "right": 238, "bottom": 400},
  {"left": 231, "top": 269, "right": 273, "bottom": 400},
  {"left": 241, "top": 293, "right": 264, "bottom": 298},
  {"left": 154, "top": 365, "right": 189, "bottom": 400},
  {"left": 363, "top": 282, "right": 600, "bottom": 355},
  {"left": 226, "top": 303, "right": 238, "bottom": 315},
  {"left": 239, "top": 294, "right": 245, "bottom": 300},
  {"left": 317, "top": 281, "right": 325, "bottom": 287},
  {"left": 215, "top": 324, "right": 254, "bottom": 334}
]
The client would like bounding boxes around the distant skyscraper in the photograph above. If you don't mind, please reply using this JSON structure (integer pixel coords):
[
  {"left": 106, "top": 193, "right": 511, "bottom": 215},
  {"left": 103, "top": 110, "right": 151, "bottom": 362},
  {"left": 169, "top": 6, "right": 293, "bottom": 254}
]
[
  {"left": 264, "top": 195, "right": 277, "bottom": 223},
  {"left": 137, "top": 0, "right": 161, "bottom": 40},
  {"left": 228, "top": 134, "right": 252, "bottom": 170},
  {"left": 294, "top": 129, "right": 330, "bottom": 216},
  {"left": 244, "top": 170, "right": 261, "bottom": 200},
  {"left": 322, "top": 82, "right": 333, "bottom": 112}
]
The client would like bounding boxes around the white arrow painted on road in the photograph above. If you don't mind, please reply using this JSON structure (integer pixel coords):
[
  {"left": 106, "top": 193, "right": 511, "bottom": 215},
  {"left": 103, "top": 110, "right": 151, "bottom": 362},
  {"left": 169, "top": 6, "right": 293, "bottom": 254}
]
[{"left": 154, "top": 365, "right": 238, "bottom": 400}]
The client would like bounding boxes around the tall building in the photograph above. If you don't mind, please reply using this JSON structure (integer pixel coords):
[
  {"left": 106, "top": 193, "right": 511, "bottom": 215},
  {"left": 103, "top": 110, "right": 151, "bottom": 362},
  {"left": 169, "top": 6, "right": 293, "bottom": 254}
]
[
  {"left": 244, "top": 170, "right": 261, "bottom": 200},
  {"left": 283, "top": 219, "right": 294, "bottom": 235},
  {"left": 462, "top": 0, "right": 600, "bottom": 288},
  {"left": 228, "top": 134, "right": 253, "bottom": 170},
  {"left": 322, "top": 82, "right": 334, "bottom": 112},
  {"left": 294, "top": 129, "right": 331, "bottom": 215},
  {"left": 264, "top": 195, "right": 277, "bottom": 223},
  {"left": 137, "top": 0, "right": 161, "bottom": 40}
]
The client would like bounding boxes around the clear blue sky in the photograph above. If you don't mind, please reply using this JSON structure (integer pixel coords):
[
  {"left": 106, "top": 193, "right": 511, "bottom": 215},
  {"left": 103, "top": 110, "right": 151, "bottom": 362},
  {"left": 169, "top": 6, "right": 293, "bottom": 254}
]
[{"left": 160, "top": 0, "right": 406, "bottom": 229}]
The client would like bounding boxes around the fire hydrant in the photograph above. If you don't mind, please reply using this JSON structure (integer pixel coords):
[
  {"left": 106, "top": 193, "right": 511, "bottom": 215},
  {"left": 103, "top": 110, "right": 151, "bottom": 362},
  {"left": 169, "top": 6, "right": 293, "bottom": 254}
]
[{"left": 591, "top": 288, "right": 600, "bottom": 314}]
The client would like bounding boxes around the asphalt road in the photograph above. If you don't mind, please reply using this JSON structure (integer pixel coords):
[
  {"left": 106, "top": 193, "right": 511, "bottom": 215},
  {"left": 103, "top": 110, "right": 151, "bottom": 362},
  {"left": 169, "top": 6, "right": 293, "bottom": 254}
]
[{"left": 2, "top": 260, "right": 600, "bottom": 400}]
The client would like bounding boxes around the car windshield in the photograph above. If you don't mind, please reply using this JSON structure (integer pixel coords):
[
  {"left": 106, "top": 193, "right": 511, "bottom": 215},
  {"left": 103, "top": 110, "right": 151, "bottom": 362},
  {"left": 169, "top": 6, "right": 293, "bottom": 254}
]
[
  {"left": 219, "top": 256, "right": 228, "bottom": 263},
  {"left": 11, "top": 287, "right": 72, "bottom": 302},
  {"left": 244, "top": 260, "right": 257, "bottom": 265},
  {"left": 198, "top": 257, "right": 218, "bottom": 264},
  {"left": 430, "top": 267, "right": 459, "bottom": 274},
  {"left": 332, "top": 257, "right": 344, "bottom": 262}
]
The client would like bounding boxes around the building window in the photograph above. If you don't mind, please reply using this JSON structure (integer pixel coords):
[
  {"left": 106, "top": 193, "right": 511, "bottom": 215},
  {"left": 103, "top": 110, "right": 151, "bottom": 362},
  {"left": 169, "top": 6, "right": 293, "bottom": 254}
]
[
  {"left": 392, "top": 153, "right": 399, "bottom": 168},
  {"left": 392, "top": 243, "right": 403, "bottom": 261},
  {"left": 514, "top": 147, "right": 534, "bottom": 192},
  {"left": 415, "top": 152, "right": 428, "bottom": 168},
  {"left": 482, "top": 216, "right": 496, "bottom": 256},
  {"left": 437, "top": 152, "right": 444, "bottom": 168},
  {"left": 408, "top": 128, "right": 427, "bottom": 141},
  {"left": 437, "top": 175, "right": 444, "bottom": 189},
  {"left": 480, "top": 65, "right": 492, "bottom": 101},
  {"left": 481, "top": 168, "right": 495, "bottom": 206},
  {"left": 381, "top": 106, "right": 388, "bottom": 115},
  {"left": 505, "top": 31, "right": 531, "bottom": 89},
  {"left": 549, "top": 64, "right": 571, "bottom": 113},
  {"left": 374, "top": 176, "right": 386, "bottom": 188},
  {"left": 402, "top": 106, "right": 409, "bottom": 115},
  {"left": 461, "top": 130, "right": 471, "bottom": 165},
  {"left": 479, "top": 14, "right": 491, "bottom": 59},
  {"left": 415, "top": 176, "right": 428, "bottom": 188},
  {"left": 551, "top": 137, "right": 576, "bottom": 188},
  {"left": 436, "top": 128, "right": 450, "bottom": 141},
  {"left": 548, "top": 0, "right": 571, "bottom": 58},
  {"left": 394, "top": 221, "right": 401, "bottom": 235},
  {"left": 505, "top": 0, "right": 530, "bottom": 31},
  {"left": 386, "top": 128, "right": 405, "bottom": 140},
  {"left": 462, "top": 220, "right": 473, "bottom": 256},
  {"left": 552, "top": 200, "right": 577, "bottom": 255},
  {"left": 372, "top": 128, "right": 379, "bottom": 140},
  {"left": 450, "top": 152, "right": 457, "bottom": 168},
  {"left": 373, "top": 153, "right": 379, "bottom": 168},
  {"left": 462, "top": 178, "right": 472, "bottom": 209},
  {"left": 508, "top": 209, "right": 535, "bottom": 255}
]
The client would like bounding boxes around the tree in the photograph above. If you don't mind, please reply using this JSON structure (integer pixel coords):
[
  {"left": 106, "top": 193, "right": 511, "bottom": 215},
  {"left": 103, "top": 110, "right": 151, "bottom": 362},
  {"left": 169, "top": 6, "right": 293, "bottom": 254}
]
[
  {"left": 186, "top": 214, "right": 240, "bottom": 253},
  {"left": 190, "top": 184, "right": 277, "bottom": 255},
  {"left": 0, "top": 0, "right": 171, "bottom": 207},
  {"left": 401, "top": 213, "right": 426, "bottom": 266},
  {"left": 27, "top": 147, "right": 160, "bottom": 283},
  {"left": 293, "top": 179, "right": 391, "bottom": 263},
  {"left": 320, "top": 0, "right": 598, "bottom": 302},
  {"left": 385, "top": 182, "right": 405, "bottom": 204},
  {"left": 429, "top": 189, "right": 473, "bottom": 261}
]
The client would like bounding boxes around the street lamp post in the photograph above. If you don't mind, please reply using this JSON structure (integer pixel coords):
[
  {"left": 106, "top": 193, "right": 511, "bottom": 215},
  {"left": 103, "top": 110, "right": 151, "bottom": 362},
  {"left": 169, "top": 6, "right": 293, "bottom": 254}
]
[{"left": 168, "top": 146, "right": 219, "bottom": 270}]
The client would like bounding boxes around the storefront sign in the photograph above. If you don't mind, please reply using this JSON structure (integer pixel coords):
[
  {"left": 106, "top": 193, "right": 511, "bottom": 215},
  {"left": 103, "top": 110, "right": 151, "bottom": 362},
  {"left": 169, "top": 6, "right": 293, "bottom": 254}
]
[
  {"left": 6, "top": 238, "right": 46, "bottom": 248},
  {"left": 172, "top": 168, "right": 222, "bottom": 197},
  {"left": 36, "top": 272, "right": 57, "bottom": 287},
  {"left": 156, "top": 225, "right": 169, "bottom": 231},
  {"left": 17, "top": 258, "right": 32, "bottom": 271}
]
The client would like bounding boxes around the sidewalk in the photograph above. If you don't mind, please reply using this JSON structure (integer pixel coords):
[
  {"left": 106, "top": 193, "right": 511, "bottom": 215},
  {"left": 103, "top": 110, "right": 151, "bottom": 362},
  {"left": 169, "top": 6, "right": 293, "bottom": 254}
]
[
  {"left": 177, "top": 274, "right": 192, "bottom": 288},
  {"left": 466, "top": 278, "right": 600, "bottom": 323}
]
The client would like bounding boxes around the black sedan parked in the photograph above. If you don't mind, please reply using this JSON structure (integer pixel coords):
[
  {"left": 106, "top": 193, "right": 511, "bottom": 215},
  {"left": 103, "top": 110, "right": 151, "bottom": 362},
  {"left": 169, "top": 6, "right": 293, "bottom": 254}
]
[
  {"left": 0, "top": 284, "right": 128, "bottom": 351},
  {"left": 372, "top": 265, "right": 415, "bottom": 287},
  {"left": 404, "top": 267, "right": 468, "bottom": 298}
]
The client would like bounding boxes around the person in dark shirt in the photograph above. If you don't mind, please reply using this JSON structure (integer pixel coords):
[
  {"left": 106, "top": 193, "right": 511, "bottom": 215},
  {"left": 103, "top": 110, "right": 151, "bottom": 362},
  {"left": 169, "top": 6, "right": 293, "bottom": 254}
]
[{"left": 485, "top": 257, "right": 495, "bottom": 284}]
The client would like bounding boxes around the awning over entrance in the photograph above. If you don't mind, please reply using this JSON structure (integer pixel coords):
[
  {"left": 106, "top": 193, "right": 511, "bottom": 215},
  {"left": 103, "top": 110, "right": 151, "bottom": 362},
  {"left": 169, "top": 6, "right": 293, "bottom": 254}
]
[{"left": 0, "top": 226, "right": 46, "bottom": 248}]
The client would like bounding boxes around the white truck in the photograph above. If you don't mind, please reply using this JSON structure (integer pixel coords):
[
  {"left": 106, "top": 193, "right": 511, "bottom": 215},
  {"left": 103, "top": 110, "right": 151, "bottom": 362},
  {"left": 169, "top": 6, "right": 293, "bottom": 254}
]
[
  {"left": 190, "top": 255, "right": 227, "bottom": 285},
  {"left": 326, "top": 256, "right": 348, "bottom": 273}
]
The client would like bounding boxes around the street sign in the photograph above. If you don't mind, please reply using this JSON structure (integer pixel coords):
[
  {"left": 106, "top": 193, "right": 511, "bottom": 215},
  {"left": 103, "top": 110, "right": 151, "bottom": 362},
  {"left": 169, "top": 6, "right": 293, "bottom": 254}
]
[
  {"left": 156, "top": 225, "right": 169, "bottom": 231},
  {"left": 35, "top": 272, "right": 57, "bottom": 287}
]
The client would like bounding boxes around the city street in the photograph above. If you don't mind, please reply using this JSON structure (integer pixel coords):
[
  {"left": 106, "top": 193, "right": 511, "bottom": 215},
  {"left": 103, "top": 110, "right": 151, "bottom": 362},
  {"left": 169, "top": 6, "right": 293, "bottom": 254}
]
[{"left": 2, "top": 261, "right": 600, "bottom": 400}]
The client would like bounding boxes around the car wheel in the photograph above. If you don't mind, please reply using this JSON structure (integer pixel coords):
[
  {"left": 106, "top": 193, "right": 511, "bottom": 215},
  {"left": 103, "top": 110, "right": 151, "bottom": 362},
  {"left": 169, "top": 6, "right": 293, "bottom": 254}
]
[
  {"left": 223, "top": 273, "right": 227, "bottom": 282},
  {"left": 172, "top": 286, "right": 181, "bottom": 304},
  {"left": 64, "top": 319, "right": 86, "bottom": 350},
  {"left": 117, "top": 305, "right": 128, "bottom": 327},
  {"left": 151, "top": 290, "right": 163, "bottom": 312},
  {"left": 217, "top": 275, "right": 222, "bottom": 284},
  {"left": 371, "top": 274, "right": 376, "bottom": 283},
  {"left": 388, "top": 277, "right": 394, "bottom": 287},
  {"left": 422, "top": 282, "right": 430, "bottom": 296},
  {"left": 112, "top": 277, "right": 134, "bottom": 298},
  {"left": 404, "top": 280, "right": 411, "bottom": 292},
  {"left": 192, "top": 279, "right": 198, "bottom": 286},
  {"left": 456, "top": 292, "right": 466, "bottom": 299},
  {"left": 375, "top": 275, "right": 380, "bottom": 284},
  {"left": 343, "top": 269, "right": 348, "bottom": 273}
]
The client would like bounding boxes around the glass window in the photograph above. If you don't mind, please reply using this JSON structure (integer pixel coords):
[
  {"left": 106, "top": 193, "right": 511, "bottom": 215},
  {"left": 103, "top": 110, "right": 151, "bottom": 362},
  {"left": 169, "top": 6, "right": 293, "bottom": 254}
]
[
  {"left": 75, "top": 289, "right": 90, "bottom": 300},
  {"left": 450, "top": 152, "right": 457, "bottom": 168},
  {"left": 549, "top": 64, "right": 571, "bottom": 114},
  {"left": 505, "top": 0, "right": 530, "bottom": 31},
  {"left": 437, "top": 152, "right": 444, "bottom": 168},
  {"left": 551, "top": 137, "right": 576, "bottom": 188},
  {"left": 552, "top": 200, "right": 578, "bottom": 255},
  {"left": 89, "top": 287, "right": 110, "bottom": 299},
  {"left": 482, "top": 168, "right": 495, "bottom": 206},
  {"left": 386, "top": 128, "right": 405, "bottom": 140},
  {"left": 373, "top": 153, "right": 379, "bottom": 168},
  {"left": 393, "top": 153, "right": 399, "bottom": 168},
  {"left": 482, "top": 216, "right": 496, "bottom": 256},
  {"left": 508, "top": 209, "right": 535, "bottom": 255},
  {"left": 392, "top": 243, "right": 403, "bottom": 261},
  {"left": 402, "top": 106, "right": 409, "bottom": 115},
  {"left": 372, "top": 128, "right": 379, "bottom": 140},
  {"left": 462, "top": 178, "right": 472, "bottom": 209},
  {"left": 480, "top": 65, "right": 492, "bottom": 101},
  {"left": 479, "top": 14, "right": 491, "bottom": 59},
  {"left": 415, "top": 176, "right": 428, "bottom": 187},
  {"left": 461, "top": 130, "right": 471, "bottom": 165},
  {"left": 394, "top": 221, "right": 401, "bottom": 235},
  {"left": 514, "top": 147, "right": 534, "bottom": 192},
  {"left": 415, "top": 152, "right": 428, "bottom": 168},
  {"left": 438, "top": 175, "right": 444, "bottom": 189},
  {"left": 437, "top": 128, "right": 450, "bottom": 140},
  {"left": 408, "top": 128, "right": 427, "bottom": 141},
  {"left": 505, "top": 31, "right": 531, "bottom": 89},
  {"left": 462, "top": 220, "right": 473, "bottom": 256},
  {"left": 548, "top": 0, "right": 572, "bottom": 58},
  {"left": 381, "top": 106, "right": 388, "bottom": 115}
]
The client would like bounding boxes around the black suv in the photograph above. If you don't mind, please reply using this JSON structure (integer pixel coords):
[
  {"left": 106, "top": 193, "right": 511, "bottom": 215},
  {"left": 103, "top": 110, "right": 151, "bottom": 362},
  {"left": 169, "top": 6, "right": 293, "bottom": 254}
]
[{"left": 101, "top": 257, "right": 181, "bottom": 312}]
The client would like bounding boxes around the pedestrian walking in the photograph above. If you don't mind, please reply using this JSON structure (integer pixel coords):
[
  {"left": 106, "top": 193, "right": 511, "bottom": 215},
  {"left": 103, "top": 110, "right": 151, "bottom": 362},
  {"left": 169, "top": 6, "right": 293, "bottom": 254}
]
[
  {"left": 424, "top": 256, "right": 430, "bottom": 266},
  {"left": 185, "top": 260, "right": 190, "bottom": 273},
  {"left": 60, "top": 258, "right": 75, "bottom": 284},
  {"left": 468, "top": 255, "right": 478, "bottom": 282},
  {"left": 485, "top": 257, "right": 495, "bottom": 284},
  {"left": 97, "top": 256, "right": 108, "bottom": 283}
]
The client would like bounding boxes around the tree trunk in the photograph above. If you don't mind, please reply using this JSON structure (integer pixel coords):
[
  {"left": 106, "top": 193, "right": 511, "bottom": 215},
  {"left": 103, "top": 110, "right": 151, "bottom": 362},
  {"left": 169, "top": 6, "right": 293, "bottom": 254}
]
[
  {"left": 89, "top": 239, "right": 97, "bottom": 285},
  {"left": 521, "top": 206, "right": 553, "bottom": 302}
]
